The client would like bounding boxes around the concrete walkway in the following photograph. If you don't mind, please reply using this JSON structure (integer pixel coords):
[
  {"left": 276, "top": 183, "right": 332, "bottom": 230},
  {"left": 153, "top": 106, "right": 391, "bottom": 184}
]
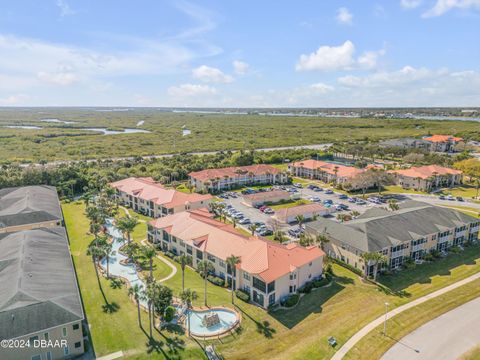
[
  {"left": 119, "top": 206, "right": 146, "bottom": 222},
  {"left": 381, "top": 297, "right": 480, "bottom": 360},
  {"left": 96, "top": 351, "right": 124, "bottom": 360},
  {"left": 140, "top": 239, "right": 177, "bottom": 283},
  {"left": 331, "top": 272, "right": 480, "bottom": 360}
]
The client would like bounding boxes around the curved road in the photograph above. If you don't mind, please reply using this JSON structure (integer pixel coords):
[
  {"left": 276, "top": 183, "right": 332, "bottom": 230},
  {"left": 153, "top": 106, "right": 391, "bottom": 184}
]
[{"left": 381, "top": 297, "right": 480, "bottom": 360}]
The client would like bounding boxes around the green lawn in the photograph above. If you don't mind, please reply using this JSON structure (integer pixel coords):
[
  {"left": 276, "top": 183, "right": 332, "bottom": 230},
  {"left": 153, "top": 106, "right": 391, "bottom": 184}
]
[
  {"left": 269, "top": 199, "right": 311, "bottom": 210},
  {"left": 63, "top": 201, "right": 205, "bottom": 359},
  {"left": 65, "top": 201, "right": 480, "bottom": 360},
  {"left": 345, "top": 278, "right": 480, "bottom": 360},
  {"left": 439, "top": 205, "right": 480, "bottom": 218},
  {"left": 461, "top": 345, "right": 480, "bottom": 360},
  {"left": 438, "top": 184, "right": 479, "bottom": 199}
]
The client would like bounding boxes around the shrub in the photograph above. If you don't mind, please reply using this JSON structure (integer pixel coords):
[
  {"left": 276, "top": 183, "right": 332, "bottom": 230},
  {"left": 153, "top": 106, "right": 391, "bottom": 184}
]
[
  {"left": 450, "top": 246, "right": 461, "bottom": 254},
  {"left": 430, "top": 249, "right": 441, "bottom": 259},
  {"left": 423, "top": 253, "right": 434, "bottom": 262},
  {"left": 325, "top": 263, "right": 334, "bottom": 276},
  {"left": 299, "top": 281, "right": 314, "bottom": 294},
  {"left": 164, "top": 251, "right": 176, "bottom": 259},
  {"left": 312, "top": 277, "right": 330, "bottom": 288},
  {"left": 235, "top": 289, "right": 250, "bottom": 302},
  {"left": 164, "top": 306, "right": 176, "bottom": 322},
  {"left": 207, "top": 275, "right": 225, "bottom": 287},
  {"left": 281, "top": 294, "right": 300, "bottom": 307}
]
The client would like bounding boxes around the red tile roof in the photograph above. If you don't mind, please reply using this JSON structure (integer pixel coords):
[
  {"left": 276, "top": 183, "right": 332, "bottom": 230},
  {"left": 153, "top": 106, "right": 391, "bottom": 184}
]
[
  {"left": 109, "top": 177, "right": 212, "bottom": 208},
  {"left": 189, "top": 164, "right": 282, "bottom": 182},
  {"left": 391, "top": 165, "right": 462, "bottom": 180},
  {"left": 423, "top": 135, "right": 463, "bottom": 143},
  {"left": 290, "top": 159, "right": 364, "bottom": 178},
  {"left": 150, "top": 211, "right": 324, "bottom": 283}
]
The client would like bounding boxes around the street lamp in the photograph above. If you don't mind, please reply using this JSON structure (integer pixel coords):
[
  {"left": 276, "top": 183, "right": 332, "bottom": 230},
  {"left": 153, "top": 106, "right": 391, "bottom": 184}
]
[{"left": 383, "top": 302, "right": 389, "bottom": 336}]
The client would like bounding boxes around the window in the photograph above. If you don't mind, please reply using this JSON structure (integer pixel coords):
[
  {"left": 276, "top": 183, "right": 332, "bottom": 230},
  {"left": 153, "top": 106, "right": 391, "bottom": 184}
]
[
  {"left": 46, "top": 352, "right": 52, "bottom": 360},
  {"left": 289, "top": 273, "right": 296, "bottom": 280},
  {"left": 186, "top": 246, "right": 192, "bottom": 255},
  {"left": 44, "top": 332, "right": 49, "bottom": 341},
  {"left": 207, "top": 254, "right": 216, "bottom": 263},
  {"left": 196, "top": 250, "right": 203, "bottom": 260},
  {"left": 73, "top": 323, "right": 80, "bottom": 331},
  {"left": 31, "top": 355, "right": 41, "bottom": 360},
  {"left": 309, "top": 262, "right": 312, "bottom": 266},
  {"left": 162, "top": 231, "right": 169, "bottom": 241},
  {"left": 253, "top": 277, "right": 266, "bottom": 293},
  {"left": 62, "top": 327, "right": 67, "bottom": 337},
  {"left": 243, "top": 272, "right": 251, "bottom": 281},
  {"left": 267, "top": 281, "right": 275, "bottom": 293},
  {"left": 30, "top": 335, "right": 39, "bottom": 344},
  {"left": 171, "top": 236, "right": 177, "bottom": 243},
  {"left": 75, "top": 342, "right": 82, "bottom": 349},
  {"left": 219, "top": 260, "right": 225, "bottom": 268},
  {"left": 268, "top": 293, "right": 276, "bottom": 306},
  {"left": 64, "top": 346, "right": 69, "bottom": 355}
]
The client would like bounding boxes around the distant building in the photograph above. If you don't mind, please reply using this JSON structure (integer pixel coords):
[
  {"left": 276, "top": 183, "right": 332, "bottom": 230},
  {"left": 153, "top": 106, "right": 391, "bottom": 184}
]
[
  {"left": 306, "top": 201, "right": 479, "bottom": 275},
  {"left": 273, "top": 203, "right": 331, "bottom": 224},
  {"left": 110, "top": 177, "right": 212, "bottom": 217},
  {"left": 148, "top": 209, "right": 324, "bottom": 308},
  {"left": 288, "top": 160, "right": 369, "bottom": 190},
  {"left": 0, "top": 187, "right": 85, "bottom": 360},
  {"left": 188, "top": 164, "right": 288, "bottom": 193},
  {"left": 0, "top": 186, "right": 63, "bottom": 233},
  {"left": 423, "top": 135, "right": 464, "bottom": 152},
  {"left": 389, "top": 165, "right": 462, "bottom": 192},
  {"left": 243, "top": 189, "right": 291, "bottom": 207},
  {"left": 379, "top": 138, "right": 431, "bottom": 150}
]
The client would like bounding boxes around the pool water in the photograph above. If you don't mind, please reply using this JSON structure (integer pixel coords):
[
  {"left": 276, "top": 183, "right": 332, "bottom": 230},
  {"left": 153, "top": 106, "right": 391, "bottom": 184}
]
[{"left": 187, "top": 309, "right": 238, "bottom": 336}]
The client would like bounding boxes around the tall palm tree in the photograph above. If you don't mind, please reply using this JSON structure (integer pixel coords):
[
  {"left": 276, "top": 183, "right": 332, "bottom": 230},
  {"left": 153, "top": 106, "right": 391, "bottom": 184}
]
[
  {"left": 180, "top": 288, "right": 198, "bottom": 337},
  {"left": 226, "top": 255, "right": 241, "bottom": 305},
  {"left": 315, "top": 232, "right": 330, "bottom": 251},
  {"left": 116, "top": 216, "right": 139, "bottom": 245},
  {"left": 145, "top": 281, "right": 156, "bottom": 338},
  {"left": 249, "top": 224, "right": 258, "bottom": 236},
  {"left": 178, "top": 254, "right": 192, "bottom": 293},
  {"left": 102, "top": 242, "right": 113, "bottom": 278},
  {"left": 129, "top": 283, "right": 145, "bottom": 328},
  {"left": 197, "top": 260, "right": 214, "bottom": 306},
  {"left": 295, "top": 214, "right": 305, "bottom": 228},
  {"left": 142, "top": 245, "right": 157, "bottom": 281},
  {"left": 360, "top": 252, "right": 387, "bottom": 281}
]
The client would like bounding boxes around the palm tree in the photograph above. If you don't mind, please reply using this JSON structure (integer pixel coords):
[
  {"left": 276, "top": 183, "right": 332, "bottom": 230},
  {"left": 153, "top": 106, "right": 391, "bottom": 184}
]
[
  {"left": 315, "top": 231, "right": 330, "bottom": 251},
  {"left": 226, "top": 255, "right": 241, "bottom": 305},
  {"left": 197, "top": 260, "right": 214, "bottom": 306},
  {"left": 145, "top": 281, "right": 156, "bottom": 338},
  {"left": 388, "top": 199, "right": 399, "bottom": 211},
  {"left": 249, "top": 224, "right": 258, "bottom": 236},
  {"left": 274, "top": 230, "right": 287, "bottom": 243},
  {"left": 360, "top": 252, "right": 387, "bottom": 281},
  {"left": 102, "top": 242, "right": 113, "bottom": 278},
  {"left": 295, "top": 214, "right": 305, "bottom": 228},
  {"left": 178, "top": 254, "right": 192, "bottom": 293},
  {"left": 142, "top": 245, "right": 157, "bottom": 281},
  {"left": 116, "top": 216, "right": 139, "bottom": 245},
  {"left": 299, "top": 233, "right": 314, "bottom": 246},
  {"left": 129, "top": 283, "right": 145, "bottom": 328},
  {"left": 180, "top": 288, "right": 198, "bottom": 337}
]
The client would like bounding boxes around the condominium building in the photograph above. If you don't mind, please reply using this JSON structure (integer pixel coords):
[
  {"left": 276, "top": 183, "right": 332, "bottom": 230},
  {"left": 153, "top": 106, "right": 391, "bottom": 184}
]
[
  {"left": 188, "top": 164, "right": 288, "bottom": 193},
  {"left": 0, "top": 186, "right": 85, "bottom": 360},
  {"left": 389, "top": 165, "right": 462, "bottom": 192},
  {"left": 148, "top": 209, "right": 324, "bottom": 308},
  {"left": 423, "top": 135, "right": 464, "bottom": 152},
  {"left": 0, "top": 186, "right": 63, "bottom": 233},
  {"left": 306, "top": 201, "right": 479, "bottom": 276},
  {"left": 110, "top": 177, "right": 212, "bottom": 217},
  {"left": 288, "top": 160, "right": 368, "bottom": 189}
]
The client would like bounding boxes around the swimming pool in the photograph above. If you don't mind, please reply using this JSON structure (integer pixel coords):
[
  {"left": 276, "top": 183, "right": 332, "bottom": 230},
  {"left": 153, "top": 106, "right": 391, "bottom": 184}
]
[{"left": 186, "top": 308, "right": 239, "bottom": 337}]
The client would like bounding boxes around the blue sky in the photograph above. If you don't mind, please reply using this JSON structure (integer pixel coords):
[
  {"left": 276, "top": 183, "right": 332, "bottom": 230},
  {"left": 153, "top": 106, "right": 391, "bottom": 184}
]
[{"left": 0, "top": 0, "right": 479, "bottom": 107}]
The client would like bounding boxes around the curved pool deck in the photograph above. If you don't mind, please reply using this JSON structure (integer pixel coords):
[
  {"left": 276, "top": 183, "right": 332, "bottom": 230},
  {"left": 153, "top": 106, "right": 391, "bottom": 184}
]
[
  {"left": 100, "top": 219, "right": 148, "bottom": 307},
  {"left": 187, "top": 307, "right": 240, "bottom": 338}
]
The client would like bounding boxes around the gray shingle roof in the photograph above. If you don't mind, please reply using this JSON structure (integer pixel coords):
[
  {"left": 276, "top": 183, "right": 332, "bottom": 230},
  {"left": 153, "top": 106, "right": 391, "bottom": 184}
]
[
  {"left": 306, "top": 201, "right": 478, "bottom": 253},
  {"left": 0, "top": 186, "right": 62, "bottom": 229},
  {"left": 0, "top": 227, "right": 84, "bottom": 340}
]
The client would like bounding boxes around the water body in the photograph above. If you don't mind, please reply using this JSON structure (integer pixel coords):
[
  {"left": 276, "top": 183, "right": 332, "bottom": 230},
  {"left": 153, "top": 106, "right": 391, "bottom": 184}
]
[
  {"left": 41, "top": 118, "right": 76, "bottom": 124},
  {"left": 3, "top": 125, "right": 42, "bottom": 129},
  {"left": 182, "top": 129, "right": 191, "bottom": 136},
  {"left": 84, "top": 128, "right": 151, "bottom": 135}
]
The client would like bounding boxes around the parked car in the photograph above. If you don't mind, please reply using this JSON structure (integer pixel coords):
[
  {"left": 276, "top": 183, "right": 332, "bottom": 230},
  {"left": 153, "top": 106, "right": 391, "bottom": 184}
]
[
  {"left": 308, "top": 184, "right": 317, "bottom": 190},
  {"left": 293, "top": 183, "right": 303, "bottom": 188},
  {"left": 239, "top": 218, "right": 251, "bottom": 225},
  {"left": 323, "top": 199, "right": 333, "bottom": 205},
  {"left": 309, "top": 196, "right": 321, "bottom": 202},
  {"left": 356, "top": 200, "right": 367, "bottom": 205},
  {"left": 254, "top": 221, "right": 265, "bottom": 227},
  {"left": 447, "top": 195, "right": 455, "bottom": 201},
  {"left": 259, "top": 205, "right": 267, "bottom": 212},
  {"left": 263, "top": 208, "right": 275, "bottom": 214},
  {"left": 313, "top": 187, "right": 323, "bottom": 192},
  {"left": 325, "top": 189, "right": 334, "bottom": 194},
  {"left": 439, "top": 195, "right": 446, "bottom": 200},
  {"left": 456, "top": 196, "right": 464, "bottom": 201},
  {"left": 338, "top": 194, "right": 348, "bottom": 199},
  {"left": 347, "top": 197, "right": 356, "bottom": 203},
  {"left": 336, "top": 204, "right": 349, "bottom": 211}
]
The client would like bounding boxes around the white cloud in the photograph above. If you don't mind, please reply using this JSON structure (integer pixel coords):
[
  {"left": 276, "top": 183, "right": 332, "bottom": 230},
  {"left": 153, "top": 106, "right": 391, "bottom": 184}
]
[
  {"left": 400, "top": 0, "right": 423, "bottom": 9},
  {"left": 296, "top": 41, "right": 385, "bottom": 72},
  {"left": 0, "top": 94, "right": 30, "bottom": 105},
  {"left": 167, "top": 83, "right": 217, "bottom": 97},
  {"left": 422, "top": 0, "right": 480, "bottom": 17},
  {"left": 336, "top": 7, "right": 353, "bottom": 24},
  {"left": 233, "top": 60, "right": 250, "bottom": 75},
  {"left": 192, "top": 65, "right": 234, "bottom": 83},
  {"left": 56, "top": 0, "right": 75, "bottom": 17},
  {"left": 37, "top": 71, "right": 78, "bottom": 85},
  {"left": 310, "top": 83, "right": 334, "bottom": 93}
]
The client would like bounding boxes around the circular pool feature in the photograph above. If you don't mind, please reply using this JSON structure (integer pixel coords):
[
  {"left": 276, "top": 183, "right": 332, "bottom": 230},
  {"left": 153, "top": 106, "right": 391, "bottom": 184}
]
[{"left": 186, "top": 308, "right": 239, "bottom": 337}]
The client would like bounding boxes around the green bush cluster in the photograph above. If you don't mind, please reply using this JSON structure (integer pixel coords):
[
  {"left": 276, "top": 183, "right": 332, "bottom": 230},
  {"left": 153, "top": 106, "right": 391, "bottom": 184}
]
[
  {"left": 235, "top": 289, "right": 250, "bottom": 302},
  {"left": 207, "top": 275, "right": 225, "bottom": 287}
]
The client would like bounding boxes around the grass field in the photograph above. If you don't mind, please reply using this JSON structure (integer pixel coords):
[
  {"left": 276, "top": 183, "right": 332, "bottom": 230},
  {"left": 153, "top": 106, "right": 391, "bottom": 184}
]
[
  {"left": 64, "top": 201, "right": 480, "bottom": 360},
  {"left": 269, "top": 199, "right": 311, "bottom": 210},
  {"left": 2, "top": 108, "right": 480, "bottom": 162},
  {"left": 460, "top": 346, "right": 480, "bottom": 360}
]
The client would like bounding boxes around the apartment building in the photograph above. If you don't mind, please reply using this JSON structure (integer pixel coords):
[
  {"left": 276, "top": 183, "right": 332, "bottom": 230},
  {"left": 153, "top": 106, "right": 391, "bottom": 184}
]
[
  {"left": 148, "top": 209, "right": 324, "bottom": 308},
  {"left": 389, "top": 165, "right": 462, "bottom": 192},
  {"left": 0, "top": 186, "right": 63, "bottom": 234},
  {"left": 423, "top": 135, "right": 464, "bottom": 152},
  {"left": 0, "top": 195, "right": 85, "bottom": 360},
  {"left": 306, "top": 201, "right": 479, "bottom": 276},
  {"left": 110, "top": 177, "right": 212, "bottom": 217},
  {"left": 288, "top": 160, "right": 368, "bottom": 189},
  {"left": 188, "top": 164, "right": 288, "bottom": 193}
]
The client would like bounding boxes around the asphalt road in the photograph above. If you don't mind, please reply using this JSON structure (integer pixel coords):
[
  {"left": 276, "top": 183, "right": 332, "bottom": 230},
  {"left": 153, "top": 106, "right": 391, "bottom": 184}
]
[{"left": 381, "top": 297, "right": 480, "bottom": 360}]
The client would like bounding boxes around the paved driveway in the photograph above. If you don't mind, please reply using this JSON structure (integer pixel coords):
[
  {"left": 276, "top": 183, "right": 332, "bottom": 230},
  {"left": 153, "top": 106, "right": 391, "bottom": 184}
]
[{"left": 381, "top": 297, "right": 480, "bottom": 360}]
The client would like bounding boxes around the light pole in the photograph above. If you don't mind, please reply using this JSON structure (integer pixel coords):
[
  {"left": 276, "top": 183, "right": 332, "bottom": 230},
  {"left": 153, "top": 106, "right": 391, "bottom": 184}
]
[{"left": 383, "top": 302, "right": 389, "bottom": 336}]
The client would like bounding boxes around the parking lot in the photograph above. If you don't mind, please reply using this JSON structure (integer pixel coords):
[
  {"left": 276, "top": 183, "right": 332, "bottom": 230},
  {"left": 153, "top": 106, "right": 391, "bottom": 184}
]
[{"left": 216, "top": 183, "right": 393, "bottom": 241}]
